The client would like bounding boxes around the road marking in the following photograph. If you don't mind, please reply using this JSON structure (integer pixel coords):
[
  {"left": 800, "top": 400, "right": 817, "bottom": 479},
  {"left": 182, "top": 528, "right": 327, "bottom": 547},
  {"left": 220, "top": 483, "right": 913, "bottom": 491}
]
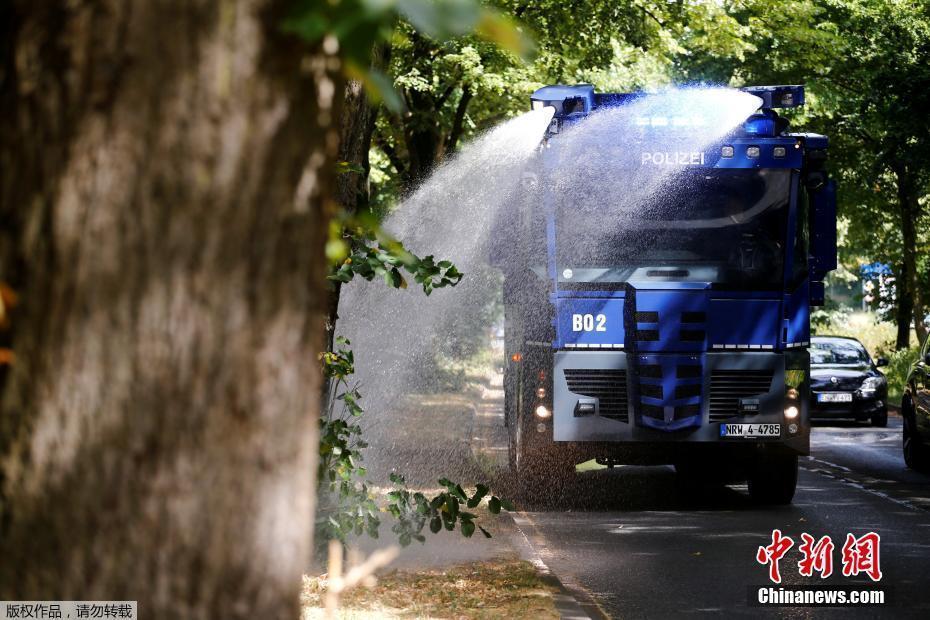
[
  {"left": 802, "top": 456, "right": 923, "bottom": 512},
  {"left": 511, "top": 512, "right": 609, "bottom": 620}
]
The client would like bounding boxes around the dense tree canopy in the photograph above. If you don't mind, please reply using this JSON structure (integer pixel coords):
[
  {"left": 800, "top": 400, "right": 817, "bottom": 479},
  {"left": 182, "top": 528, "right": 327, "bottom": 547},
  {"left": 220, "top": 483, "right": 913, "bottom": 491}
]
[{"left": 368, "top": 0, "right": 929, "bottom": 347}]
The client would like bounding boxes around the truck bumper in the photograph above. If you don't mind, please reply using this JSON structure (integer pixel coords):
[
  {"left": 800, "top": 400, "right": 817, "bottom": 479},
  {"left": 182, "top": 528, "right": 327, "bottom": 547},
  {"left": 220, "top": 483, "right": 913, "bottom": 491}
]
[{"left": 552, "top": 350, "right": 809, "bottom": 454}]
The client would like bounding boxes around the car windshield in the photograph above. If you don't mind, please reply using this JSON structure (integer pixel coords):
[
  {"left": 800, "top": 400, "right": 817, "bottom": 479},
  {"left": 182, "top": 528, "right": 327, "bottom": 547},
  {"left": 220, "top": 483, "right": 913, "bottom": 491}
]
[
  {"left": 554, "top": 168, "right": 791, "bottom": 289},
  {"left": 810, "top": 340, "right": 869, "bottom": 365}
]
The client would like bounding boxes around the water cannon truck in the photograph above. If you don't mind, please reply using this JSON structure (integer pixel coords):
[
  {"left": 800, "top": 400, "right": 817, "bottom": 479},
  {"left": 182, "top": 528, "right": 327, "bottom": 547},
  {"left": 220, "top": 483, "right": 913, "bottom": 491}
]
[{"left": 495, "top": 84, "right": 836, "bottom": 504}]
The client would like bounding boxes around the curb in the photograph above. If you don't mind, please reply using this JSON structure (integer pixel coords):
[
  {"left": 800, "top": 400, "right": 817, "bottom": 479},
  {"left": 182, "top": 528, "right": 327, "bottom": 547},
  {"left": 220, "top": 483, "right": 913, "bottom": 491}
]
[{"left": 508, "top": 512, "right": 609, "bottom": 620}]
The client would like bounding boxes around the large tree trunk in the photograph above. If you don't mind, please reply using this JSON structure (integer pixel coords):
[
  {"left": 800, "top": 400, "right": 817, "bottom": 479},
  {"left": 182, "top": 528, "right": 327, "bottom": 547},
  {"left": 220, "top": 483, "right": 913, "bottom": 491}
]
[
  {"left": 893, "top": 163, "right": 925, "bottom": 349},
  {"left": 0, "top": 2, "right": 343, "bottom": 617}
]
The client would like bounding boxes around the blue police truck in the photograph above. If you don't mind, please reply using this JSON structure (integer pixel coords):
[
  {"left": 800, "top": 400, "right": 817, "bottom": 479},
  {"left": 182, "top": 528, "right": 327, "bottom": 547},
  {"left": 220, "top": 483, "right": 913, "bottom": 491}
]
[{"left": 496, "top": 85, "right": 836, "bottom": 504}]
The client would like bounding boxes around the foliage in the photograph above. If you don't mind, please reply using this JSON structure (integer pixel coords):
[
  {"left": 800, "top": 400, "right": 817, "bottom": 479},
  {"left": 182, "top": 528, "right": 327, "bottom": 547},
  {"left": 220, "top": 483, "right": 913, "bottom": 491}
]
[
  {"left": 695, "top": 0, "right": 930, "bottom": 344},
  {"left": 328, "top": 217, "right": 463, "bottom": 295},
  {"left": 317, "top": 337, "right": 510, "bottom": 549},
  {"left": 372, "top": 0, "right": 753, "bottom": 197},
  {"left": 386, "top": 473, "right": 513, "bottom": 546},
  {"left": 284, "top": 0, "right": 531, "bottom": 112},
  {"left": 885, "top": 346, "right": 920, "bottom": 406},
  {"left": 317, "top": 338, "right": 381, "bottom": 544},
  {"left": 811, "top": 310, "right": 899, "bottom": 357}
]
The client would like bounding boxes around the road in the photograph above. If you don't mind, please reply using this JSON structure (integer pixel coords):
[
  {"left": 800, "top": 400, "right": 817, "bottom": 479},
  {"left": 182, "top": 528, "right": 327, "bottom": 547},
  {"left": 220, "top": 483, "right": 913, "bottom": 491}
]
[{"left": 515, "top": 416, "right": 930, "bottom": 619}]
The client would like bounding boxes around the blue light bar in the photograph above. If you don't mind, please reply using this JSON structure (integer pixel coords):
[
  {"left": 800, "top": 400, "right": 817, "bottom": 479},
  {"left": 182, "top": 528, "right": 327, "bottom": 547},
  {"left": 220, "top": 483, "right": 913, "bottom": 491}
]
[
  {"left": 739, "top": 85, "right": 805, "bottom": 109},
  {"left": 743, "top": 109, "right": 778, "bottom": 136}
]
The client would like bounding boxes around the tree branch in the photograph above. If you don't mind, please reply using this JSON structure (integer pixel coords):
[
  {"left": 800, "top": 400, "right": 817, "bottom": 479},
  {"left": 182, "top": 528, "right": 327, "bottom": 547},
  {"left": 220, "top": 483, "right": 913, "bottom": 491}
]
[
  {"left": 446, "top": 87, "right": 472, "bottom": 154},
  {"left": 376, "top": 134, "right": 408, "bottom": 183}
]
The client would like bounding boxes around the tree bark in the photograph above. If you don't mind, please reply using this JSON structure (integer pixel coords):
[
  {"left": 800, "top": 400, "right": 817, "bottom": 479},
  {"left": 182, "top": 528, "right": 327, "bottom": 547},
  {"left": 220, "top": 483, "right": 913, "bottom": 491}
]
[
  {"left": 893, "top": 162, "right": 925, "bottom": 349},
  {"left": 0, "top": 2, "right": 343, "bottom": 617},
  {"left": 446, "top": 87, "right": 473, "bottom": 155},
  {"left": 325, "top": 43, "right": 388, "bottom": 357}
]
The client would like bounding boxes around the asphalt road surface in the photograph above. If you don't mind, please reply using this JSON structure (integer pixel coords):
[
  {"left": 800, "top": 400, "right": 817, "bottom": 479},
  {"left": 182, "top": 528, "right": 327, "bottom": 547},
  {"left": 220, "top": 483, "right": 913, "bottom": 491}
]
[{"left": 517, "top": 416, "right": 930, "bottom": 619}]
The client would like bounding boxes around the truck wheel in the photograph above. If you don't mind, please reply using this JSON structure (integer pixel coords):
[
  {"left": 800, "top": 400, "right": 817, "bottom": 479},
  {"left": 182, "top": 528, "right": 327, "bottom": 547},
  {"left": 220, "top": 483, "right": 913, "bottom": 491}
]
[
  {"left": 748, "top": 450, "right": 798, "bottom": 505},
  {"left": 871, "top": 406, "right": 888, "bottom": 427},
  {"left": 509, "top": 414, "right": 575, "bottom": 506},
  {"left": 903, "top": 401, "right": 930, "bottom": 472}
]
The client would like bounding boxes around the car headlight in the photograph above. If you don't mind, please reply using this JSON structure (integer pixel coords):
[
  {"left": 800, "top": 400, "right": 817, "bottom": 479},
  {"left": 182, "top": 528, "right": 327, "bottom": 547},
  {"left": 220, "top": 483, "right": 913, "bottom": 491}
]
[{"left": 859, "top": 376, "right": 883, "bottom": 397}]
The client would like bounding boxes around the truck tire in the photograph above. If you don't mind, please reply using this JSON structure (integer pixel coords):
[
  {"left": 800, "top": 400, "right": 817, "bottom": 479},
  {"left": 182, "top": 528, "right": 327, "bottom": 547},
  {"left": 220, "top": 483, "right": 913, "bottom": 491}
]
[
  {"left": 509, "top": 413, "right": 576, "bottom": 506},
  {"left": 748, "top": 450, "right": 798, "bottom": 505},
  {"left": 903, "top": 399, "right": 930, "bottom": 472}
]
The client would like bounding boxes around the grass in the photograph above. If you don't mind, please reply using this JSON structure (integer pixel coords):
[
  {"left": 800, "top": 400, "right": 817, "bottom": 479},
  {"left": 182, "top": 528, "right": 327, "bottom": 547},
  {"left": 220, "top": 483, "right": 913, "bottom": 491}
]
[{"left": 301, "top": 558, "right": 561, "bottom": 619}]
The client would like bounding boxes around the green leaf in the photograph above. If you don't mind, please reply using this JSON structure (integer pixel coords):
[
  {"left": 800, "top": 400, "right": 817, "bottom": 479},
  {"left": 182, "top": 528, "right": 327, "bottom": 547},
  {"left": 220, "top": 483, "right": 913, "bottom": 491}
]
[
  {"left": 500, "top": 498, "right": 515, "bottom": 512},
  {"left": 397, "top": 0, "right": 480, "bottom": 40},
  {"left": 350, "top": 64, "right": 405, "bottom": 114},
  {"left": 429, "top": 516, "right": 442, "bottom": 533},
  {"left": 467, "top": 484, "right": 489, "bottom": 508},
  {"left": 488, "top": 496, "right": 501, "bottom": 515},
  {"left": 478, "top": 525, "right": 492, "bottom": 539},
  {"left": 335, "top": 160, "right": 366, "bottom": 174},
  {"left": 461, "top": 520, "right": 475, "bottom": 538},
  {"left": 475, "top": 10, "right": 535, "bottom": 59}
]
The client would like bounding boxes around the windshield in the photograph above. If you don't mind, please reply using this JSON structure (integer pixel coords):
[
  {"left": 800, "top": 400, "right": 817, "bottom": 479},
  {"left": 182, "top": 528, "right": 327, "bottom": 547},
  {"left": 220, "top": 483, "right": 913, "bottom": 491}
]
[
  {"left": 811, "top": 339, "right": 870, "bottom": 366},
  {"left": 555, "top": 168, "right": 791, "bottom": 289}
]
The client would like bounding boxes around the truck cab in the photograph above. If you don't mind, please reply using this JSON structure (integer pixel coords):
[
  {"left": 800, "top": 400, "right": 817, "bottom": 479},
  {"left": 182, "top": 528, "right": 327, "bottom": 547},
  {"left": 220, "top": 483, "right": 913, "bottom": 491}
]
[{"left": 496, "top": 85, "right": 837, "bottom": 504}]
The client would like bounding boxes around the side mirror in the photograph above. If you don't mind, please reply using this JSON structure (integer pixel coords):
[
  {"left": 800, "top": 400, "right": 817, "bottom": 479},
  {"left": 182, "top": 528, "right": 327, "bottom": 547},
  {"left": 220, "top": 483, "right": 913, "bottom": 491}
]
[
  {"left": 925, "top": 353, "right": 930, "bottom": 365},
  {"left": 809, "top": 179, "right": 837, "bottom": 282},
  {"left": 808, "top": 180, "right": 836, "bottom": 308},
  {"left": 876, "top": 357, "right": 889, "bottom": 367}
]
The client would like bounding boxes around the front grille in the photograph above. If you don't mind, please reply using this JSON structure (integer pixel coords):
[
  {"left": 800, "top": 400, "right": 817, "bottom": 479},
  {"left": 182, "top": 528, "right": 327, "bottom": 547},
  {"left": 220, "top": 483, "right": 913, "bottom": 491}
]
[
  {"left": 635, "top": 330, "right": 659, "bottom": 341},
  {"left": 640, "top": 383, "right": 663, "bottom": 399},
  {"left": 639, "top": 404, "right": 701, "bottom": 421},
  {"left": 680, "top": 329, "right": 705, "bottom": 342},
  {"left": 709, "top": 370, "right": 774, "bottom": 422},
  {"left": 564, "top": 369, "right": 629, "bottom": 422},
  {"left": 812, "top": 377, "right": 861, "bottom": 391},
  {"left": 641, "top": 404, "right": 664, "bottom": 419}
]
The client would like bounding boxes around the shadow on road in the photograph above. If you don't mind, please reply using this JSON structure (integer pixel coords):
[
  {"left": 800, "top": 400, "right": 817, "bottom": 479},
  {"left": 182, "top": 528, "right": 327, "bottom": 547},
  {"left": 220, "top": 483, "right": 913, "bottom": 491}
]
[{"left": 502, "top": 465, "right": 761, "bottom": 513}]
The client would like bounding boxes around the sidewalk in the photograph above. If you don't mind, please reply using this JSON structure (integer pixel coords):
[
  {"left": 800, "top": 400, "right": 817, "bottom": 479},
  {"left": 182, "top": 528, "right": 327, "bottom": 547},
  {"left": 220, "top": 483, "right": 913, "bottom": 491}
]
[{"left": 304, "top": 370, "right": 592, "bottom": 618}]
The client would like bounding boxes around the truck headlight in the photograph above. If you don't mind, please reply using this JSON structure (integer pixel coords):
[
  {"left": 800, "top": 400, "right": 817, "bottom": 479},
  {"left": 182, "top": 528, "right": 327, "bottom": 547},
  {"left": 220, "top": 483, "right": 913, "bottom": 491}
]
[
  {"left": 784, "top": 405, "right": 799, "bottom": 420},
  {"left": 535, "top": 405, "right": 551, "bottom": 419}
]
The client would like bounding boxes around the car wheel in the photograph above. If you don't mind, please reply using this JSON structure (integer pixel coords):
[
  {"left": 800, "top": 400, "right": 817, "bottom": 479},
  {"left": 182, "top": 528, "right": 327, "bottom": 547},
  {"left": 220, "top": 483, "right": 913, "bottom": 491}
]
[
  {"left": 748, "top": 450, "right": 798, "bottom": 505},
  {"left": 871, "top": 406, "right": 888, "bottom": 427},
  {"left": 903, "top": 401, "right": 930, "bottom": 472}
]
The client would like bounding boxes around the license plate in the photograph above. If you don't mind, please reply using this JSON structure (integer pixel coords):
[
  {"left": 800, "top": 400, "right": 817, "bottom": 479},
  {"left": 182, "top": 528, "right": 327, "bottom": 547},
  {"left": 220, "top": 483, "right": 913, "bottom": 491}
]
[
  {"left": 719, "top": 423, "right": 781, "bottom": 438},
  {"left": 817, "top": 392, "right": 853, "bottom": 403}
]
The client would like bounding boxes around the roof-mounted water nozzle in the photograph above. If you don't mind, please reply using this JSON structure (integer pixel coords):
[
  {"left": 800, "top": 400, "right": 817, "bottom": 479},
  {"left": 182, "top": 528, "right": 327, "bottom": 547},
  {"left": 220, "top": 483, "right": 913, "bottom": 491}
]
[{"left": 739, "top": 85, "right": 805, "bottom": 109}]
